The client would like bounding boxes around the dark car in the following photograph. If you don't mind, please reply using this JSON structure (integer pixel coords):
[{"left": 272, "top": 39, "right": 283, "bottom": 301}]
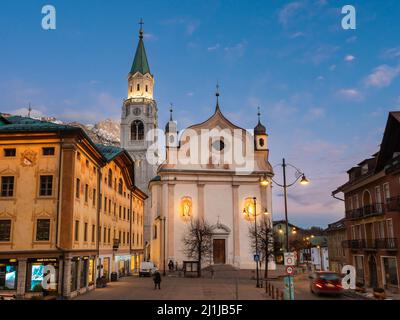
[{"left": 309, "top": 271, "right": 344, "bottom": 296}]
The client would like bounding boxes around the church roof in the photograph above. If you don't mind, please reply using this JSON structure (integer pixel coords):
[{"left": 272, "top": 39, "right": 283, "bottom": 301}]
[{"left": 130, "top": 30, "right": 151, "bottom": 76}]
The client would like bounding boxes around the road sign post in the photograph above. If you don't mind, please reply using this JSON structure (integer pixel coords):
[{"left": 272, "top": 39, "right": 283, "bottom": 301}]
[{"left": 284, "top": 276, "right": 295, "bottom": 300}]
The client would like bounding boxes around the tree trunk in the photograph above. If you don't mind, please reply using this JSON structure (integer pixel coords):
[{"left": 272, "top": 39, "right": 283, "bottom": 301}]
[{"left": 198, "top": 247, "right": 202, "bottom": 277}]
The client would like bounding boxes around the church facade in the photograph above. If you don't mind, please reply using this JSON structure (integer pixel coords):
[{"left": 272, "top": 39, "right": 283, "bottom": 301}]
[
  {"left": 121, "top": 24, "right": 275, "bottom": 271},
  {"left": 149, "top": 96, "right": 276, "bottom": 270}
]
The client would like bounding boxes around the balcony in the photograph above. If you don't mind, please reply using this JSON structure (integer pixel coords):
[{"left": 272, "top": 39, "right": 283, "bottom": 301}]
[
  {"left": 342, "top": 238, "right": 398, "bottom": 251},
  {"left": 345, "top": 203, "right": 385, "bottom": 220},
  {"left": 386, "top": 196, "right": 400, "bottom": 212},
  {"left": 375, "top": 238, "right": 398, "bottom": 250}
]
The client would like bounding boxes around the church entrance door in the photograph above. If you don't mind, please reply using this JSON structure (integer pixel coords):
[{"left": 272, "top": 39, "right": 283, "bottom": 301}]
[{"left": 213, "top": 239, "right": 226, "bottom": 264}]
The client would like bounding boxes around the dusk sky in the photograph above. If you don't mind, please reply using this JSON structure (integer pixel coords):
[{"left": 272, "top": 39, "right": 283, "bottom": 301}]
[{"left": 1, "top": 0, "right": 400, "bottom": 228}]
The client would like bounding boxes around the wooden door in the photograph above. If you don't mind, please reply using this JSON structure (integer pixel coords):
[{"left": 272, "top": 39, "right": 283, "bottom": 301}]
[{"left": 213, "top": 239, "right": 226, "bottom": 264}]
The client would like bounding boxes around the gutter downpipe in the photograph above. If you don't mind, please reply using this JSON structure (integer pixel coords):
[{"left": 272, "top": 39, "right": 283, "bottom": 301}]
[{"left": 55, "top": 136, "right": 66, "bottom": 299}]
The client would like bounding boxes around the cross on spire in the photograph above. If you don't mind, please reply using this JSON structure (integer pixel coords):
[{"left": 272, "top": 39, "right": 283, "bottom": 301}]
[
  {"left": 215, "top": 82, "right": 220, "bottom": 111},
  {"left": 139, "top": 18, "right": 144, "bottom": 38},
  {"left": 169, "top": 103, "right": 174, "bottom": 121},
  {"left": 257, "top": 106, "right": 261, "bottom": 123}
]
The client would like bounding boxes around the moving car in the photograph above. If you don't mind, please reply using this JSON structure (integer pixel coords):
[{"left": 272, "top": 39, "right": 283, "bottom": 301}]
[
  {"left": 139, "top": 261, "right": 157, "bottom": 277},
  {"left": 309, "top": 271, "right": 343, "bottom": 296}
]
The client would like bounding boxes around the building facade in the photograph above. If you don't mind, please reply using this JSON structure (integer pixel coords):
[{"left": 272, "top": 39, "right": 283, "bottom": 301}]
[
  {"left": 333, "top": 112, "right": 400, "bottom": 292},
  {"left": 0, "top": 115, "right": 146, "bottom": 299},
  {"left": 326, "top": 218, "right": 347, "bottom": 273},
  {"left": 149, "top": 95, "right": 276, "bottom": 271},
  {"left": 120, "top": 25, "right": 158, "bottom": 259}
]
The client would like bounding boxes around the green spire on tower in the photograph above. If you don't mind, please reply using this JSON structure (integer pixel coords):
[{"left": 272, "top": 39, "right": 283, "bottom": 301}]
[{"left": 130, "top": 19, "right": 151, "bottom": 76}]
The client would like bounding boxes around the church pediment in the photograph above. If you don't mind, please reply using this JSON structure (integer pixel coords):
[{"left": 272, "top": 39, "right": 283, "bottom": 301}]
[{"left": 187, "top": 107, "right": 245, "bottom": 133}]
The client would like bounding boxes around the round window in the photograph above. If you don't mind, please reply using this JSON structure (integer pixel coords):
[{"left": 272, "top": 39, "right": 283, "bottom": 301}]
[{"left": 212, "top": 140, "right": 225, "bottom": 151}]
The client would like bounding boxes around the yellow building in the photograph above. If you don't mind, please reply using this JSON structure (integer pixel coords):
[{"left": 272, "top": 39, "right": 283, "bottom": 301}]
[{"left": 0, "top": 115, "right": 146, "bottom": 299}]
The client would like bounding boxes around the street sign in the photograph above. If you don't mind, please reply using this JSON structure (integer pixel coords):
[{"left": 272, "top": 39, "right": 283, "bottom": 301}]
[
  {"left": 285, "top": 266, "right": 295, "bottom": 275},
  {"left": 284, "top": 252, "right": 296, "bottom": 266},
  {"left": 254, "top": 254, "right": 260, "bottom": 262}
]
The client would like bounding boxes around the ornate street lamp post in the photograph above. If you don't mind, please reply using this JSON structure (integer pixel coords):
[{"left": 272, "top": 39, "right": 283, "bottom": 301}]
[{"left": 259, "top": 158, "right": 309, "bottom": 299}]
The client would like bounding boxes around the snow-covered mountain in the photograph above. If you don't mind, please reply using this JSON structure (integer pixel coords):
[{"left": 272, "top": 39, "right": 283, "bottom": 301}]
[
  {"left": 1, "top": 112, "right": 121, "bottom": 146},
  {"left": 68, "top": 119, "right": 121, "bottom": 147},
  {"left": 70, "top": 119, "right": 121, "bottom": 146}
]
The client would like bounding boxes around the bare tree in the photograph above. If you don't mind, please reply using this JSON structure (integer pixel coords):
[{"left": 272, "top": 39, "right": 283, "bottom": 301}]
[
  {"left": 182, "top": 218, "right": 213, "bottom": 277},
  {"left": 249, "top": 218, "right": 275, "bottom": 281}
]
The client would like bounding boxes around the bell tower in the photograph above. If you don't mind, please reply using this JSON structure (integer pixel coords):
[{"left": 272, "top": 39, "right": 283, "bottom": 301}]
[{"left": 120, "top": 20, "right": 158, "bottom": 258}]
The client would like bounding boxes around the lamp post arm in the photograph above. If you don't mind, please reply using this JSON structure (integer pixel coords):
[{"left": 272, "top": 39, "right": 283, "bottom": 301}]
[{"left": 271, "top": 172, "right": 303, "bottom": 188}]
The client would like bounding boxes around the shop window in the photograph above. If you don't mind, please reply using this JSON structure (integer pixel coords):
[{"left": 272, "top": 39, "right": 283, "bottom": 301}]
[
  {"left": 81, "top": 258, "right": 88, "bottom": 288},
  {"left": 88, "top": 258, "right": 95, "bottom": 286},
  {"left": 70, "top": 259, "right": 78, "bottom": 292},
  {"left": 0, "top": 260, "right": 17, "bottom": 290},
  {"left": 39, "top": 175, "right": 53, "bottom": 196},
  {"left": 42, "top": 147, "right": 55, "bottom": 156},
  {"left": 4, "top": 148, "right": 16, "bottom": 157},
  {"left": 0, "top": 220, "right": 11, "bottom": 242},
  {"left": 27, "top": 258, "right": 58, "bottom": 292},
  {"left": 36, "top": 219, "right": 50, "bottom": 241},
  {"left": 1, "top": 176, "right": 14, "bottom": 197}
]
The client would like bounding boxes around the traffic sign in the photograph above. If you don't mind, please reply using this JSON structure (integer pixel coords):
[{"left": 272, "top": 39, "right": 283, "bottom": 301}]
[
  {"left": 284, "top": 252, "right": 296, "bottom": 266},
  {"left": 286, "top": 266, "right": 295, "bottom": 275}
]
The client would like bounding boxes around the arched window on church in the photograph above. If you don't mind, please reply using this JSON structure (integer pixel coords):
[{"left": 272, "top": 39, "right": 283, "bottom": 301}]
[
  {"left": 131, "top": 120, "right": 144, "bottom": 141},
  {"left": 108, "top": 169, "right": 113, "bottom": 188}
]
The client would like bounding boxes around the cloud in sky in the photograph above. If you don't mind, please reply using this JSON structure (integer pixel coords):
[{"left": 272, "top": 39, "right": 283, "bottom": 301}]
[
  {"left": 162, "top": 17, "right": 200, "bottom": 35},
  {"left": 337, "top": 88, "right": 363, "bottom": 101},
  {"left": 278, "top": 2, "right": 303, "bottom": 26},
  {"left": 344, "top": 54, "right": 355, "bottom": 62},
  {"left": 382, "top": 47, "right": 400, "bottom": 59},
  {"left": 364, "top": 64, "right": 400, "bottom": 88}
]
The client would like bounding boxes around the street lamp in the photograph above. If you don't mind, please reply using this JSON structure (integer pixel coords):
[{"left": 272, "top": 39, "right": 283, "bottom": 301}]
[
  {"left": 260, "top": 158, "right": 309, "bottom": 300},
  {"left": 243, "top": 197, "right": 268, "bottom": 288}
]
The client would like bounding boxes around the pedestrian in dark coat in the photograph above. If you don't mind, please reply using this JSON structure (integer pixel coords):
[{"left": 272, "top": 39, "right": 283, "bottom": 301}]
[
  {"left": 168, "top": 260, "right": 174, "bottom": 271},
  {"left": 153, "top": 271, "right": 161, "bottom": 290}
]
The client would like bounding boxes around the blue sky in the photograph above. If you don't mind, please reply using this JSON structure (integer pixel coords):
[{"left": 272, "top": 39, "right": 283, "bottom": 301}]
[{"left": 1, "top": 0, "right": 400, "bottom": 228}]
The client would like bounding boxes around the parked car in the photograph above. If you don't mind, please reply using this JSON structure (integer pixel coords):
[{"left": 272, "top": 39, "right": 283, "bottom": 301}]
[
  {"left": 139, "top": 261, "right": 157, "bottom": 277},
  {"left": 309, "top": 271, "right": 343, "bottom": 296}
]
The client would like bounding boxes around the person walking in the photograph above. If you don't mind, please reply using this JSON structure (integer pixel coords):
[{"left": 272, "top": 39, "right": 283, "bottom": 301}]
[
  {"left": 168, "top": 260, "right": 174, "bottom": 272},
  {"left": 153, "top": 271, "right": 162, "bottom": 290}
]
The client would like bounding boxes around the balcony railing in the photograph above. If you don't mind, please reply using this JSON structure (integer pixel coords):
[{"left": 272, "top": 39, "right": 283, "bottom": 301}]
[
  {"left": 386, "top": 196, "right": 400, "bottom": 212},
  {"left": 375, "top": 238, "right": 398, "bottom": 250},
  {"left": 342, "top": 238, "right": 398, "bottom": 250},
  {"left": 345, "top": 203, "right": 385, "bottom": 220}
]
